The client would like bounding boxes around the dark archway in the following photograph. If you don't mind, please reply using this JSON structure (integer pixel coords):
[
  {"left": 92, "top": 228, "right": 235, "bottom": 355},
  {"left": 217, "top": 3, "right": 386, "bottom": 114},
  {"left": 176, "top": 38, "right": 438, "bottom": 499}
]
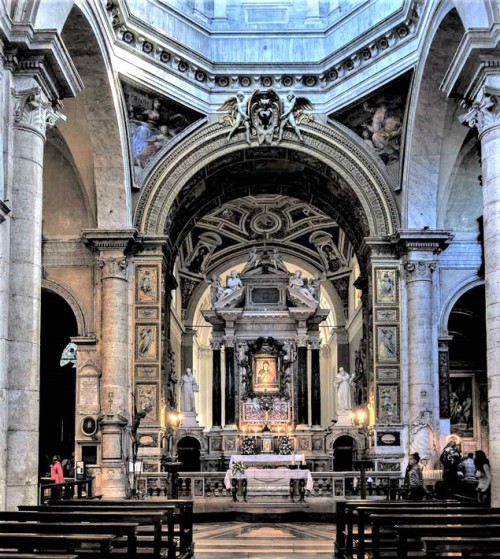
[
  {"left": 177, "top": 436, "right": 201, "bottom": 472},
  {"left": 39, "top": 291, "right": 78, "bottom": 479},
  {"left": 333, "top": 435, "right": 355, "bottom": 472}
]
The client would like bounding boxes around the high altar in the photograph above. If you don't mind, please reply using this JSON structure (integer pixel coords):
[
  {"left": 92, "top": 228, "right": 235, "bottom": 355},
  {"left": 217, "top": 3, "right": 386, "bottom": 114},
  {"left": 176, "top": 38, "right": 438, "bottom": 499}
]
[{"left": 199, "top": 248, "right": 335, "bottom": 470}]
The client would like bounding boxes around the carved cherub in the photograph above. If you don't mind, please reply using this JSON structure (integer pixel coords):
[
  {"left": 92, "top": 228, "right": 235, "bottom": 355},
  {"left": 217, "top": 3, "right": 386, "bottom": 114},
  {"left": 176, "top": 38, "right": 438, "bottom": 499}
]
[
  {"left": 217, "top": 91, "right": 251, "bottom": 143},
  {"left": 278, "top": 92, "right": 313, "bottom": 142}
]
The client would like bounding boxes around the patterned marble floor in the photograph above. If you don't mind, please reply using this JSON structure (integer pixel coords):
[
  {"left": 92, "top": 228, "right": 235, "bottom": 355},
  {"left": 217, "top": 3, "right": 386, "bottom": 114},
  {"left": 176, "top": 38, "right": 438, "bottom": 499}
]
[{"left": 193, "top": 522, "right": 335, "bottom": 558}]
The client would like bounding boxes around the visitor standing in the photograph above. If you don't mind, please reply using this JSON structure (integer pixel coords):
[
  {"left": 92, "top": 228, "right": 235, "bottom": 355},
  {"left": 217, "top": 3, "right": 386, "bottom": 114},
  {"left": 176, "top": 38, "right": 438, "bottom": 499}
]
[{"left": 474, "top": 450, "right": 491, "bottom": 504}]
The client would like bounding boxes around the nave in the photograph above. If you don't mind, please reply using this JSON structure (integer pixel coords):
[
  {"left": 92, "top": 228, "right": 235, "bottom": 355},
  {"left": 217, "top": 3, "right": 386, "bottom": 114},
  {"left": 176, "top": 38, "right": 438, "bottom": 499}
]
[{"left": 193, "top": 522, "right": 334, "bottom": 559}]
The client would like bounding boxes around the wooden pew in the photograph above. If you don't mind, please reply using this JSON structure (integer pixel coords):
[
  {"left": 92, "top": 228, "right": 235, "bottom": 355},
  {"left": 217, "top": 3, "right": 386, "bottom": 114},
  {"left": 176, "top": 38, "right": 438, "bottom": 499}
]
[
  {"left": 0, "top": 522, "right": 138, "bottom": 556},
  {"left": 422, "top": 536, "right": 500, "bottom": 557},
  {"left": 17, "top": 508, "right": 169, "bottom": 558},
  {"left": 0, "top": 555, "right": 78, "bottom": 559},
  {"left": 0, "top": 533, "right": 115, "bottom": 557},
  {"left": 335, "top": 500, "right": 463, "bottom": 558},
  {"left": 396, "top": 524, "right": 500, "bottom": 559},
  {"left": 41, "top": 499, "right": 194, "bottom": 558},
  {"left": 369, "top": 512, "right": 500, "bottom": 559}
]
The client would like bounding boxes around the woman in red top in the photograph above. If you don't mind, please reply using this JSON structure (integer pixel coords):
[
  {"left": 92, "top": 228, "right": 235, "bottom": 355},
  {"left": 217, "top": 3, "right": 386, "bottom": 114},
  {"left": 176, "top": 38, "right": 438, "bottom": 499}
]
[{"left": 50, "top": 455, "right": 64, "bottom": 484}]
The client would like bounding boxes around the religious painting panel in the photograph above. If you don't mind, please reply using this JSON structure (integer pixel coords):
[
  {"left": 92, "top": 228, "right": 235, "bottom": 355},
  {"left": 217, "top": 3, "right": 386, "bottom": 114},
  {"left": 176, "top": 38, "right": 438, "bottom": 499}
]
[
  {"left": 375, "top": 325, "right": 398, "bottom": 362},
  {"left": 450, "top": 374, "right": 475, "bottom": 439},
  {"left": 253, "top": 354, "right": 279, "bottom": 392},
  {"left": 376, "top": 385, "right": 400, "bottom": 423},
  {"left": 135, "top": 383, "right": 159, "bottom": 423},
  {"left": 136, "top": 265, "right": 159, "bottom": 304},
  {"left": 135, "top": 324, "right": 159, "bottom": 362},
  {"left": 375, "top": 269, "right": 398, "bottom": 305}
]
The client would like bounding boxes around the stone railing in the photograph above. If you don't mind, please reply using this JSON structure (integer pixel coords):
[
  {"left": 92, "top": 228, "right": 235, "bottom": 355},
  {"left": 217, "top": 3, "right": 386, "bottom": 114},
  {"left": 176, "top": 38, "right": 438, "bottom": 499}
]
[{"left": 136, "top": 471, "right": 402, "bottom": 500}]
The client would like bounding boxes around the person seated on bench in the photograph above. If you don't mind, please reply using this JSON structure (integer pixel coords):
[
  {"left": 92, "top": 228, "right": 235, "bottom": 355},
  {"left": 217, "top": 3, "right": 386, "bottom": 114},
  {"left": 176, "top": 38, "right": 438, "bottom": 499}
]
[
  {"left": 475, "top": 450, "right": 491, "bottom": 505},
  {"left": 406, "top": 452, "right": 425, "bottom": 501}
]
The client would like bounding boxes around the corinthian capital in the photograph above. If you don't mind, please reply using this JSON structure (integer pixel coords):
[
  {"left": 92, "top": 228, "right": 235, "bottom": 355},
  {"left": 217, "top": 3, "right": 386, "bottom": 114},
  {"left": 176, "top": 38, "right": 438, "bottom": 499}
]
[
  {"left": 99, "top": 256, "right": 129, "bottom": 280},
  {"left": 404, "top": 260, "right": 436, "bottom": 281},
  {"left": 12, "top": 79, "right": 65, "bottom": 138},
  {"left": 460, "top": 86, "right": 500, "bottom": 138}
]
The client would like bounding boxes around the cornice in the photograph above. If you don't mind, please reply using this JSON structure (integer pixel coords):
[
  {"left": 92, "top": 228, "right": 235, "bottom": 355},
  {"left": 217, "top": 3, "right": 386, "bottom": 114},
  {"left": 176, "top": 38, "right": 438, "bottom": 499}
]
[
  {"left": 5, "top": 27, "right": 83, "bottom": 98},
  {"left": 391, "top": 229, "right": 454, "bottom": 254},
  {"left": 81, "top": 228, "right": 139, "bottom": 252},
  {"left": 105, "top": 0, "right": 424, "bottom": 96}
]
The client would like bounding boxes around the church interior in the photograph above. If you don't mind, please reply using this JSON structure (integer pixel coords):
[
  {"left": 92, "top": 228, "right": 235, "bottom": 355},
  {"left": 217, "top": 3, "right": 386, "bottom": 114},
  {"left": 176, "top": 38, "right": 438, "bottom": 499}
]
[{"left": 1, "top": 0, "right": 500, "bottom": 556}]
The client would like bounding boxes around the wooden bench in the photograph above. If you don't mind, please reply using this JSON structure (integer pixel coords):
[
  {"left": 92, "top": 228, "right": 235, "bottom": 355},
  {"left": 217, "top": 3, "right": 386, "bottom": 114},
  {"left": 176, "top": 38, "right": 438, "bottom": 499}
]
[
  {"left": 422, "top": 536, "right": 500, "bottom": 557},
  {"left": 335, "top": 500, "right": 464, "bottom": 558},
  {"left": 0, "top": 522, "right": 138, "bottom": 556},
  {"left": 0, "top": 555, "right": 78, "bottom": 559},
  {"left": 41, "top": 499, "right": 194, "bottom": 559},
  {"left": 369, "top": 512, "right": 500, "bottom": 559},
  {"left": 17, "top": 507, "right": 169, "bottom": 558},
  {"left": 396, "top": 524, "right": 500, "bottom": 559},
  {"left": 0, "top": 533, "right": 115, "bottom": 557}
]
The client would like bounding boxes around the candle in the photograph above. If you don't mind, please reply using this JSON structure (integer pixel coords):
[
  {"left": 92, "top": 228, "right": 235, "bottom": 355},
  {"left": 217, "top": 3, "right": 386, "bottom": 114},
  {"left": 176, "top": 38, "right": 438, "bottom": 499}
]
[{"left": 291, "top": 453, "right": 296, "bottom": 466}]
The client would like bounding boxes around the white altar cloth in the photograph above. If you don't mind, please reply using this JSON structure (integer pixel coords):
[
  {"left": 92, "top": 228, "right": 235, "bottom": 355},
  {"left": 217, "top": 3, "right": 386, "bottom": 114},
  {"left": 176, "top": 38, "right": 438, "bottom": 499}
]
[
  {"left": 224, "top": 467, "right": 313, "bottom": 491},
  {"left": 228, "top": 454, "right": 306, "bottom": 467}
]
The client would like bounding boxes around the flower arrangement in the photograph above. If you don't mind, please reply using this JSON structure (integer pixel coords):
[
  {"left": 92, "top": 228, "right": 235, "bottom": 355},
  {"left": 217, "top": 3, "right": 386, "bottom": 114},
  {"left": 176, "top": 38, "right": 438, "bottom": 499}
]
[
  {"left": 277, "top": 435, "right": 294, "bottom": 455},
  {"left": 231, "top": 461, "right": 246, "bottom": 476},
  {"left": 241, "top": 436, "right": 256, "bottom": 455}
]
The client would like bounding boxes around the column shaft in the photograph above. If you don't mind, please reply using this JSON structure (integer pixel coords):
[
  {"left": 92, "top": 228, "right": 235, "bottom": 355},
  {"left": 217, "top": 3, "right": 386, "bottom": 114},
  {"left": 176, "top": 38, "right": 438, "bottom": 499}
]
[
  {"left": 6, "top": 126, "right": 44, "bottom": 508},
  {"left": 481, "top": 127, "right": 500, "bottom": 506},
  {"left": 224, "top": 346, "right": 235, "bottom": 425},
  {"left": 405, "top": 258, "right": 436, "bottom": 461},
  {"left": 311, "top": 348, "right": 321, "bottom": 426},
  {"left": 212, "top": 349, "right": 222, "bottom": 427},
  {"left": 297, "top": 346, "right": 308, "bottom": 425}
]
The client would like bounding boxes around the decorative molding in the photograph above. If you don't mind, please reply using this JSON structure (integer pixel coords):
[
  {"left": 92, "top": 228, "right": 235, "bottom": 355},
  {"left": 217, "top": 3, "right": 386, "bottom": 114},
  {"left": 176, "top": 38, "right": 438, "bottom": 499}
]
[
  {"left": 81, "top": 229, "right": 139, "bottom": 252},
  {"left": 460, "top": 86, "right": 500, "bottom": 138},
  {"left": 210, "top": 339, "right": 223, "bottom": 350},
  {"left": 392, "top": 229, "right": 454, "bottom": 255}
]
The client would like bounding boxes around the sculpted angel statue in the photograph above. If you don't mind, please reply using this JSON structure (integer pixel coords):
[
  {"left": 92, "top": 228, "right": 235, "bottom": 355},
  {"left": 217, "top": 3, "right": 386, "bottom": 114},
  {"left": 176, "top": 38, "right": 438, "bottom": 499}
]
[
  {"left": 217, "top": 91, "right": 251, "bottom": 144},
  {"left": 278, "top": 92, "right": 313, "bottom": 143}
]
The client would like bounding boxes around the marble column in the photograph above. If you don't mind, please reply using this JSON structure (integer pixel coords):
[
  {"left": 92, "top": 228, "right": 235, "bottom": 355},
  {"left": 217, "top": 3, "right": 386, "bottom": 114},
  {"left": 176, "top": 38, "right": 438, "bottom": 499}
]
[
  {"left": 461, "top": 82, "right": 500, "bottom": 505},
  {"left": 211, "top": 339, "right": 222, "bottom": 428},
  {"left": 404, "top": 257, "right": 437, "bottom": 461},
  {"left": 296, "top": 341, "right": 308, "bottom": 426},
  {"left": 310, "top": 338, "right": 321, "bottom": 426},
  {"left": 224, "top": 339, "right": 236, "bottom": 426},
  {"left": 6, "top": 73, "right": 65, "bottom": 508},
  {"left": 82, "top": 230, "right": 137, "bottom": 498}
]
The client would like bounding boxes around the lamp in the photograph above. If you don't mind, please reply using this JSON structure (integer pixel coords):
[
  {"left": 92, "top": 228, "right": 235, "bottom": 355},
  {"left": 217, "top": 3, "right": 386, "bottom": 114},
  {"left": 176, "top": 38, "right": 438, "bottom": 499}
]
[{"left": 161, "top": 412, "right": 183, "bottom": 461}]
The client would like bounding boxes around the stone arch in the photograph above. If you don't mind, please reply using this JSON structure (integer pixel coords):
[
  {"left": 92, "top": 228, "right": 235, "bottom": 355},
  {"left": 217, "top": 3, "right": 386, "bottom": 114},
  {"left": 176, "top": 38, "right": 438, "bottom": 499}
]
[
  {"left": 41, "top": 278, "right": 88, "bottom": 336},
  {"left": 134, "top": 120, "right": 399, "bottom": 240},
  {"left": 403, "top": 2, "right": 466, "bottom": 228},
  {"left": 439, "top": 277, "right": 485, "bottom": 335}
]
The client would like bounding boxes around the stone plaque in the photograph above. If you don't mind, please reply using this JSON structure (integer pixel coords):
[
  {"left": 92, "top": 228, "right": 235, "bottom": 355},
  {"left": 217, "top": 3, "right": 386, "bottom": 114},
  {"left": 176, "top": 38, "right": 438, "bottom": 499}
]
[
  {"left": 78, "top": 376, "right": 100, "bottom": 414},
  {"left": 377, "top": 367, "right": 399, "bottom": 382},
  {"left": 102, "top": 433, "right": 122, "bottom": 460},
  {"left": 251, "top": 287, "right": 280, "bottom": 304},
  {"left": 376, "top": 308, "right": 398, "bottom": 322},
  {"left": 136, "top": 307, "right": 159, "bottom": 320}
]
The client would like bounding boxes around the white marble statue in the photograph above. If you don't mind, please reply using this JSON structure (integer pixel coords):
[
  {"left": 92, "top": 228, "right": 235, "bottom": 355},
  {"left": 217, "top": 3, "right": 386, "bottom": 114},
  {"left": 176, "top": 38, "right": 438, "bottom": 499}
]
[
  {"left": 289, "top": 270, "right": 315, "bottom": 300},
  {"left": 180, "top": 368, "right": 199, "bottom": 413},
  {"left": 335, "top": 367, "right": 353, "bottom": 412},
  {"left": 220, "top": 270, "right": 243, "bottom": 296}
]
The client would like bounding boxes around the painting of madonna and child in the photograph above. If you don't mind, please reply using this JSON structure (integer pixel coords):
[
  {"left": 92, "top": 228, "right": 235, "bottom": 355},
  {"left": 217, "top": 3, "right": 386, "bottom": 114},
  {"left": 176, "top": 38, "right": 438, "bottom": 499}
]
[{"left": 253, "top": 355, "right": 279, "bottom": 393}]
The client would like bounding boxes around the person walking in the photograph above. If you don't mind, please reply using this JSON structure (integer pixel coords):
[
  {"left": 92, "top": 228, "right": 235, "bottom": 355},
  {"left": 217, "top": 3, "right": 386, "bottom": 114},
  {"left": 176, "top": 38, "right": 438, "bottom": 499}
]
[
  {"left": 474, "top": 450, "right": 491, "bottom": 504},
  {"left": 407, "top": 452, "right": 425, "bottom": 501},
  {"left": 50, "top": 455, "right": 64, "bottom": 484}
]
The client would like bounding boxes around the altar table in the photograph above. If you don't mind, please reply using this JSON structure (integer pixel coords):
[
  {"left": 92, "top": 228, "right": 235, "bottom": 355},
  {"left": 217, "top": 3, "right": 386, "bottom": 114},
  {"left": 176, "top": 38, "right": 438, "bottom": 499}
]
[
  {"left": 224, "top": 467, "right": 313, "bottom": 502},
  {"left": 228, "top": 454, "right": 306, "bottom": 467}
]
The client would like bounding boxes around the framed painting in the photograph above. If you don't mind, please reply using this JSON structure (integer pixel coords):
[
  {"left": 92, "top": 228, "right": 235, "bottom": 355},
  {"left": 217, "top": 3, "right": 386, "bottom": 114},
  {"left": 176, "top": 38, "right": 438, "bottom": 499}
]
[
  {"left": 253, "top": 353, "right": 279, "bottom": 392},
  {"left": 450, "top": 373, "right": 476, "bottom": 439}
]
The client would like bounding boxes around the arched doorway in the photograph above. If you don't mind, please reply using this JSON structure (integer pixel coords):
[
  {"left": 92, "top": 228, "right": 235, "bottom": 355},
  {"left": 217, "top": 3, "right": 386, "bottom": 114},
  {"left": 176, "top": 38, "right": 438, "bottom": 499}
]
[
  {"left": 39, "top": 291, "right": 78, "bottom": 478},
  {"left": 177, "top": 436, "right": 201, "bottom": 472},
  {"left": 333, "top": 435, "right": 355, "bottom": 471}
]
